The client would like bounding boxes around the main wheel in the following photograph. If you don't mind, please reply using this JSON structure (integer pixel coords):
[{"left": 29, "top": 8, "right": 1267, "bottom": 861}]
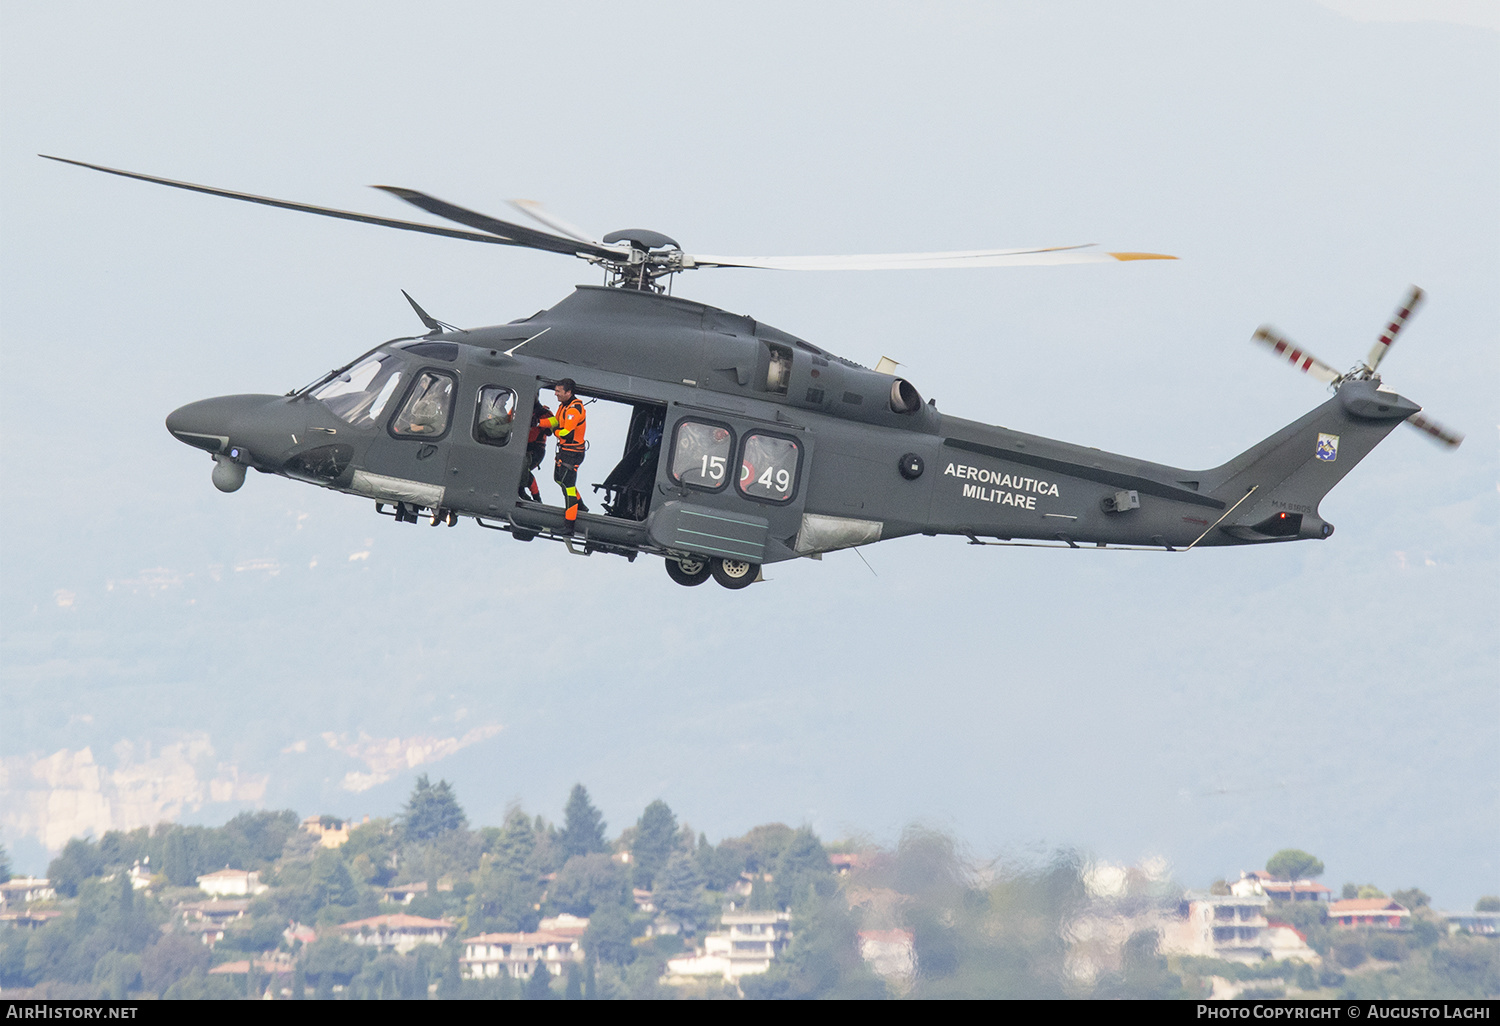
[
  {"left": 711, "top": 557, "right": 758, "bottom": 589},
  {"left": 665, "top": 556, "right": 711, "bottom": 587}
]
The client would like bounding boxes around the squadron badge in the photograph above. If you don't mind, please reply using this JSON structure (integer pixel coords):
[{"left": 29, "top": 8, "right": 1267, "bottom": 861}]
[{"left": 1315, "top": 432, "right": 1339, "bottom": 462}]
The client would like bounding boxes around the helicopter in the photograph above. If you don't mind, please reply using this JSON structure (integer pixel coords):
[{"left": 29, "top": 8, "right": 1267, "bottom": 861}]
[{"left": 45, "top": 156, "right": 1462, "bottom": 589}]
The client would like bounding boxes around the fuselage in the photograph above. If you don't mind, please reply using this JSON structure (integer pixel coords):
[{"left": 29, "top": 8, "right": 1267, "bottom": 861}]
[{"left": 166, "top": 286, "right": 1418, "bottom": 567}]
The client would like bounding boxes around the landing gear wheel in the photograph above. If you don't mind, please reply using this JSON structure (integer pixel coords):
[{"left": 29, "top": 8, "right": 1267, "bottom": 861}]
[
  {"left": 711, "top": 558, "right": 758, "bottom": 589},
  {"left": 665, "top": 556, "right": 711, "bottom": 587}
]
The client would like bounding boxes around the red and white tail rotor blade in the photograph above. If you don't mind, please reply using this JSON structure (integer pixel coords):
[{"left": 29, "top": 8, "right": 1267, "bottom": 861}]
[
  {"left": 1365, "top": 285, "right": 1424, "bottom": 373},
  {"left": 1251, "top": 326, "right": 1343, "bottom": 385},
  {"left": 1406, "top": 412, "right": 1463, "bottom": 449}
]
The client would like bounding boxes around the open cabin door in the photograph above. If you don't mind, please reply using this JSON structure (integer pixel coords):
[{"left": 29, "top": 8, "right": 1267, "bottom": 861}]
[{"left": 443, "top": 354, "right": 535, "bottom": 519}]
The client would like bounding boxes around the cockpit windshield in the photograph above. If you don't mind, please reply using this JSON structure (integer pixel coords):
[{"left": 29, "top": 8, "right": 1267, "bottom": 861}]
[{"left": 311, "top": 353, "right": 407, "bottom": 426}]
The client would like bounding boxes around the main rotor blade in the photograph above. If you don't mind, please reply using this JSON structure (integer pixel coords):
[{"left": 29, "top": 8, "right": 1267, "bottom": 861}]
[
  {"left": 1251, "top": 326, "right": 1343, "bottom": 384},
  {"left": 374, "top": 187, "right": 625, "bottom": 260},
  {"left": 40, "top": 155, "right": 526, "bottom": 248},
  {"left": 1406, "top": 412, "right": 1463, "bottom": 449},
  {"left": 683, "top": 245, "right": 1176, "bottom": 271},
  {"left": 507, "top": 199, "right": 602, "bottom": 246},
  {"left": 1365, "top": 285, "right": 1424, "bottom": 373}
]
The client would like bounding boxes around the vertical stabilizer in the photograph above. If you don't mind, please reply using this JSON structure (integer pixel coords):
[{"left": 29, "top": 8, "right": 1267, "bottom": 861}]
[{"left": 1199, "top": 380, "right": 1418, "bottom": 543}]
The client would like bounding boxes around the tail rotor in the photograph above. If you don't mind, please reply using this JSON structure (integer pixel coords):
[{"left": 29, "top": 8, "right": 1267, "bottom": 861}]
[{"left": 1250, "top": 286, "right": 1463, "bottom": 450}]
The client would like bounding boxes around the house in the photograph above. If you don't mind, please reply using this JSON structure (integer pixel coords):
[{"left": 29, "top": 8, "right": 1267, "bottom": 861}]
[
  {"left": 829, "top": 853, "right": 861, "bottom": 876},
  {"left": 1441, "top": 911, "right": 1500, "bottom": 936},
  {"left": 633, "top": 888, "right": 656, "bottom": 913},
  {"left": 0, "top": 877, "right": 56, "bottom": 907},
  {"left": 0, "top": 909, "right": 64, "bottom": 930},
  {"left": 301, "top": 815, "right": 367, "bottom": 849},
  {"left": 1231, "top": 872, "right": 1332, "bottom": 903},
  {"left": 128, "top": 861, "right": 154, "bottom": 891},
  {"left": 196, "top": 868, "right": 269, "bottom": 897},
  {"left": 190, "top": 922, "right": 228, "bottom": 947},
  {"left": 1327, "top": 899, "right": 1410, "bottom": 930},
  {"left": 1264, "top": 921, "right": 1319, "bottom": 961},
  {"left": 208, "top": 957, "right": 286, "bottom": 976},
  {"left": 1160, "top": 893, "right": 1273, "bottom": 963},
  {"left": 381, "top": 882, "right": 428, "bottom": 905},
  {"left": 284, "top": 922, "right": 317, "bottom": 947},
  {"left": 178, "top": 898, "right": 251, "bottom": 929},
  {"left": 337, "top": 913, "right": 455, "bottom": 953},
  {"left": 664, "top": 910, "right": 792, "bottom": 983},
  {"left": 858, "top": 929, "right": 915, "bottom": 980},
  {"left": 537, "top": 914, "right": 588, "bottom": 938},
  {"left": 461, "top": 928, "right": 586, "bottom": 979}
]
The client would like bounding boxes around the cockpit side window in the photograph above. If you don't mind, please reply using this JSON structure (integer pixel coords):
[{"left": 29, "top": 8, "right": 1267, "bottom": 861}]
[
  {"left": 312, "top": 354, "right": 406, "bottom": 426},
  {"left": 390, "top": 371, "right": 456, "bottom": 438}
]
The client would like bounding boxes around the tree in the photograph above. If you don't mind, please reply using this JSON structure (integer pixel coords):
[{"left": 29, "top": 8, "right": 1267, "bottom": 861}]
[
  {"left": 308, "top": 848, "right": 360, "bottom": 913},
  {"left": 141, "top": 934, "right": 211, "bottom": 995},
  {"left": 0, "top": 843, "right": 11, "bottom": 883},
  {"left": 565, "top": 961, "right": 582, "bottom": 999},
  {"left": 584, "top": 903, "right": 640, "bottom": 966},
  {"left": 1475, "top": 896, "right": 1500, "bottom": 912},
  {"left": 740, "top": 888, "right": 885, "bottom": 1000},
  {"left": 773, "top": 827, "right": 834, "bottom": 908},
  {"left": 558, "top": 784, "right": 607, "bottom": 858},
  {"left": 47, "top": 838, "right": 104, "bottom": 897},
  {"left": 1265, "top": 849, "right": 1324, "bottom": 881},
  {"left": 400, "top": 774, "right": 467, "bottom": 841},
  {"left": 1392, "top": 887, "right": 1431, "bottom": 910},
  {"left": 162, "top": 829, "right": 193, "bottom": 887},
  {"left": 525, "top": 964, "right": 555, "bottom": 999},
  {"left": 631, "top": 800, "right": 677, "bottom": 891},
  {"left": 656, "top": 851, "right": 706, "bottom": 928},
  {"left": 488, "top": 808, "right": 538, "bottom": 876},
  {"left": 551, "top": 854, "right": 626, "bottom": 917}
]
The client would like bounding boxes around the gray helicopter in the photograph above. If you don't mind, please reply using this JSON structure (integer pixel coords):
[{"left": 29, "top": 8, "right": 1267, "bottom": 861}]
[{"left": 46, "top": 156, "right": 1463, "bottom": 589}]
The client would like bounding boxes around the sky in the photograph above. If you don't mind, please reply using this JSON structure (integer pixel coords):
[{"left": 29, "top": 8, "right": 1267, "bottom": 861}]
[{"left": 1, "top": 2, "right": 1496, "bottom": 906}]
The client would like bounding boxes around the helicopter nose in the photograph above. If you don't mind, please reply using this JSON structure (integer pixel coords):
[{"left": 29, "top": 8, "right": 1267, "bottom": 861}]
[{"left": 166, "top": 395, "right": 282, "bottom": 455}]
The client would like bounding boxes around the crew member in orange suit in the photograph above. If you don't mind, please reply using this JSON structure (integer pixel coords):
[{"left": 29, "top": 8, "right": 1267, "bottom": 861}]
[{"left": 538, "top": 379, "right": 587, "bottom": 525}]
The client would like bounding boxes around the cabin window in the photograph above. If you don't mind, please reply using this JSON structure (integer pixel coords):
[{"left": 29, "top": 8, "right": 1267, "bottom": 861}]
[
  {"left": 473, "top": 386, "right": 517, "bottom": 446},
  {"left": 390, "top": 371, "right": 455, "bottom": 438},
  {"left": 671, "top": 419, "right": 734, "bottom": 491},
  {"left": 737, "top": 433, "right": 800, "bottom": 503},
  {"left": 312, "top": 354, "right": 406, "bottom": 426}
]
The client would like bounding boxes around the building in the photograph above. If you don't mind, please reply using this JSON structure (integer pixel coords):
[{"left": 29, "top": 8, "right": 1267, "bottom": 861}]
[
  {"left": 858, "top": 929, "right": 915, "bottom": 981},
  {"left": 1231, "top": 871, "right": 1332, "bottom": 903},
  {"left": 1327, "top": 899, "right": 1410, "bottom": 930},
  {"left": 1441, "top": 911, "right": 1500, "bottom": 936},
  {"left": 196, "top": 868, "right": 269, "bottom": 897},
  {"left": 0, "top": 877, "right": 56, "bottom": 907},
  {"left": 178, "top": 898, "right": 251, "bottom": 930},
  {"left": 336, "top": 913, "right": 455, "bottom": 953},
  {"left": 381, "top": 882, "right": 427, "bottom": 905},
  {"left": 829, "top": 853, "right": 861, "bottom": 876},
  {"left": 0, "top": 910, "right": 64, "bottom": 930},
  {"left": 664, "top": 910, "right": 792, "bottom": 983},
  {"left": 1160, "top": 893, "right": 1274, "bottom": 963},
  {"left": 301, "top": 815, "right": 367, "bottom": 849},
  {"left": 461, "top": 926, "right": 586, "bottom": 979}
]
